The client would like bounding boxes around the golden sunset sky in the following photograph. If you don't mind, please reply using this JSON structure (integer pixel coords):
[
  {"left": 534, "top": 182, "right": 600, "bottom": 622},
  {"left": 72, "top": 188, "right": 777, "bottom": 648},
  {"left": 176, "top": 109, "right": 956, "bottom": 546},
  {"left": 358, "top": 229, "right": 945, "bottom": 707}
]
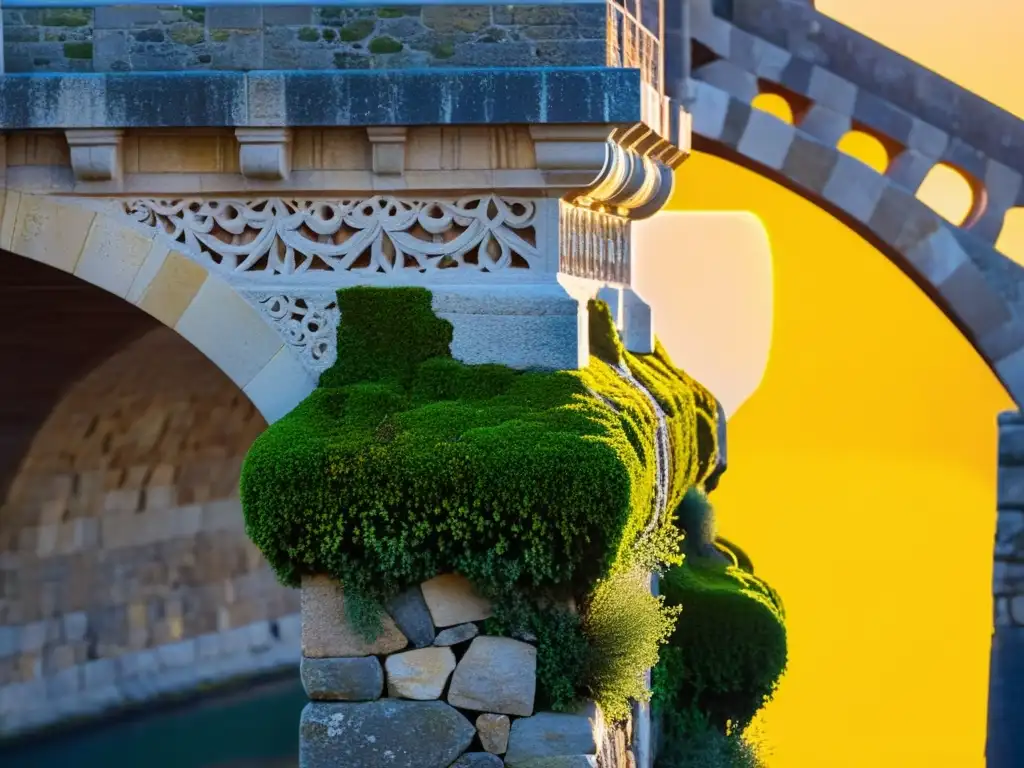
[{"left": 656, "top": 2, "right": 1024, "bottom": 765}]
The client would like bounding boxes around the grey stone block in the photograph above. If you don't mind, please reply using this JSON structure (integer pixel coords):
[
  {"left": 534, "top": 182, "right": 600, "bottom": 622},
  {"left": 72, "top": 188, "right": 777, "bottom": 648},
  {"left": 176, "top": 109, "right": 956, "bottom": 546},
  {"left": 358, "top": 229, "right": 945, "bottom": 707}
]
[
  {"left": 263, "top": 6, "right": 315, "bottom": 26},
  {"left": 451, "top": 754, "right": 504, "bottom": 767},
  {"left": 94, "top": 7, "right": 163, "bottom": 29},
  {"left": 505, "top": 711, "right": 601, "bottom": 765},
  {"left": 387, "top": 586, "right": 437, "bottom": 648},
  {"left": 434, "top": 623, "right": 479, "bottom": 647},
  {"left": 207, "top": 7, "right": 263, "bottom": 30},
  {"left": 511, "top": 758, "right": 597, "bottom": 768},
  {"left": 300, "top": 700, "right": 474, "bottom": 768},
  {"left": 301, "top": 655, "right": 384, "bottom": 701}
]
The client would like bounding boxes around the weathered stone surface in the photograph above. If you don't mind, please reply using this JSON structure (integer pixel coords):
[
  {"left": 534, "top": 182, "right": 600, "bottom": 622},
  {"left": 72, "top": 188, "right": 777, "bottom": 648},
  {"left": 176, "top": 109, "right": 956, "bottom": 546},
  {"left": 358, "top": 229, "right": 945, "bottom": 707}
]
[
  {"left": 301, "top": 575, "right": 408, "bottom": 658},
  {"left": 477, "top": 713, "right": 511, "bottom": 754},
  {"left": 421, "top": 574, "right": 493, "bottom": 627},
  {"left": 511, "top": 758, "right": 598, "bottom": 767},
  {"left": 387, "top": 586, "right": 437, "bottom": 648},
  {"left": 301, "top": 656, "right": 384, "bottom": 702},
  {"left": 386, "top": 647, "right": 457, "bottom": 700},
  {"left": 447, "top": 637, "right": 536, "bottom": 716},
  {"left": 450, "top": 754, "right": 505, "bottom": 768},
  {"left": 300, "top": 700, "right": 474, "bottom": 768},
  {"left": 434, "top": 623, "right": 480, "bottom": 647},
  {"left": 505, "top": 711, "right": 602, "bottom": 765}
]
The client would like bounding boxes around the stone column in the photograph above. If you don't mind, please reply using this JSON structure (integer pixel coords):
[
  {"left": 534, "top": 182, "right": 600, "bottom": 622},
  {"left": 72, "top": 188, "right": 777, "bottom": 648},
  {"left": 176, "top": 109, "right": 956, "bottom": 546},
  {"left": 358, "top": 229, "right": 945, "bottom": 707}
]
[{"left": 988, "top": 410, "right": 1024, "bottom": 767}]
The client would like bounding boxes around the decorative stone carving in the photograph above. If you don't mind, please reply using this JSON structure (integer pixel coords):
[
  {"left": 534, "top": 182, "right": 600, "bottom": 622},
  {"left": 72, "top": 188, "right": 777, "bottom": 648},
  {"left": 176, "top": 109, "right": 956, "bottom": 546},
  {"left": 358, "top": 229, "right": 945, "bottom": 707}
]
[
  {"left": 65, "top": 129, "right": 124, "bottom": 182},
  {"left": 239, "top": 291, "right": 340, "bottom": 374},
  {"left": 122, "top": 196, "right": 543, "bottom": 279},
  {"left": 559, "top": 203, "right": 631, "bottom": 285},
  {"left": 236, "top": 127, "right": 291, "bottom": 181}
]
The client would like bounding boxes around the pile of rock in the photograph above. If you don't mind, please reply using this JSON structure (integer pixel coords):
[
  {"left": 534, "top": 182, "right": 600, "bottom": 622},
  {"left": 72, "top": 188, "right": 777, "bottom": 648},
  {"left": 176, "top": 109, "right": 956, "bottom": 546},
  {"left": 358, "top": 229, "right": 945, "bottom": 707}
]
[{"left": 298, "top": 573, "right": 617, "bottom": 768}]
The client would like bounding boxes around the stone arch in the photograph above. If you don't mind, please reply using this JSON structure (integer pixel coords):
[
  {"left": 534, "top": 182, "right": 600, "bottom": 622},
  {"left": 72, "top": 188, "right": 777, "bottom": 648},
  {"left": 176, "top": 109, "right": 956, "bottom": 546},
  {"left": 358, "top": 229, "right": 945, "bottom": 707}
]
[
  {"left": 688, "top": 81, "right": 1024, "bottom": 406},
  {"left": 0, "top": 192, "right": 316, "bottom": 425}
]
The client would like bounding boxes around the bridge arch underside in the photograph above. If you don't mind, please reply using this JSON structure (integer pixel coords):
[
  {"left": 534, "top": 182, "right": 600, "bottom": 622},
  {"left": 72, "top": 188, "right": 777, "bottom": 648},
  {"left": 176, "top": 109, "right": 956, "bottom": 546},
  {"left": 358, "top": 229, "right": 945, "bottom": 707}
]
[
  {"left": 0, "top": 253, "right": 299, "bottom": 738},
  {"left": 689, "top": 108, "right": 1024, "bottom": 407}
]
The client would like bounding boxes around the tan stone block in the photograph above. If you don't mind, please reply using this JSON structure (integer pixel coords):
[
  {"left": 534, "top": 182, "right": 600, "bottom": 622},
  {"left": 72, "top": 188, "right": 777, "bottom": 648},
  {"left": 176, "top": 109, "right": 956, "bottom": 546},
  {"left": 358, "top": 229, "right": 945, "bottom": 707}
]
[
  {"left": 35, "top": 525, "right": 58, "bottom": 557},
  {"left": 104, "top": 489, "right": 141, "bottom": 514},
  {"left": 75, "top": 216, "right": 154, "bottom": 298},
  {"left": 407, "top": 127, "right": 443, "bottom": 171},
  {"left": 10, "top": 195, "right": 95, "bottom": 272},
  {"left": 290, "top": 129, "right": 320, "bottom": 170},
  {"left": 138, "top": 251, "right": 209, "bottom": 328},
  {"left": 136, "top": 132, "right": 239, "bottom": 174},
  {"left": 449, "top": 127, "right": 492, "bottom": 170},
  {"left": 420, "top": 574, "right": 493, "bottom": 628},
  {"left": 301, "top": 575, "right": 408, "bottom": 658},
  {"left": 0, "top": 189, "right": 21, "bottom": 251},
  {"left": 320, "top": 128, "right": 371, "bottom": 170}
]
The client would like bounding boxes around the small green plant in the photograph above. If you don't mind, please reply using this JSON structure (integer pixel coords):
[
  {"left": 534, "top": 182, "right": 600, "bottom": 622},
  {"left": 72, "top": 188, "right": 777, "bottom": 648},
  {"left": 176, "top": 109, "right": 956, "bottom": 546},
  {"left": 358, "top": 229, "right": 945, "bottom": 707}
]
[
  {"left": 583, "top": 568, "right": 679, "bottom": 722},
  {"left": 339, "top": 19, "right": 375, "bottom": 41},
  {"left": 653, "top": 705, "right": 768, "bottom": 768},
  {"left": 62, "top": 41, "right": 92, "bottom": 59},
  {"left": 297, "top": 27, "right": 320, "bottom": 42}
]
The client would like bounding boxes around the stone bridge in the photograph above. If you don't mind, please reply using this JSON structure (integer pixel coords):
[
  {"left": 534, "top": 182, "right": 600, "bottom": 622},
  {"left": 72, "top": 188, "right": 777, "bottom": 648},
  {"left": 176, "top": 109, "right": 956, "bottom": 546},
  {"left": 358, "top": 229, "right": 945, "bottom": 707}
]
[{"left": 0, "top": 0, "right": 1021, "bottom": 764}]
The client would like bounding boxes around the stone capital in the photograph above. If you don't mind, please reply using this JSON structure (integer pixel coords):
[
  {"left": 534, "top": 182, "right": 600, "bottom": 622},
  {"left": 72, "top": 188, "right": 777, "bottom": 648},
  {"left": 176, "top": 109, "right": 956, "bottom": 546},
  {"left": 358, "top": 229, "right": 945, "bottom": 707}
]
[{"left": 366, "top": 126, "right": 408, "bottom": 176}]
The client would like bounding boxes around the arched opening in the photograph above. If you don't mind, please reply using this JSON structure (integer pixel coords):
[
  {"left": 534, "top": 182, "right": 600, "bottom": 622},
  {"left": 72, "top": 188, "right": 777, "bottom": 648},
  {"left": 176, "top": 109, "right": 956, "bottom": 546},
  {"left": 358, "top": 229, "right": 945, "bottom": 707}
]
[
  {"left": 916, "top": 163, "right": 981, "bottom": 227},
  {"left": 752, "top": 93, "right": 795, "bottom": 124},
  {"left": 667, "top": 149, "right": 1011, "bottom": 766},
  {"left": 0, "top": 252, "right": 299, "bottom": 742},
  {"left": 836, "top": 130, "right": 891, "bottom": 174},
  {"left": 997, "top": 207, "right": 1024, "bottom": 266}
]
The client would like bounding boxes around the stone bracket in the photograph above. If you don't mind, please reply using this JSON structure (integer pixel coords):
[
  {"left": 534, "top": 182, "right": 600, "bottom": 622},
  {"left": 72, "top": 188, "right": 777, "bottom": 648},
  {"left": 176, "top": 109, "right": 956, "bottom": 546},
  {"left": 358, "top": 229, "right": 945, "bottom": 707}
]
[
  {"left": 65, "top": 129, "right": 124, "bottom": 182},
  {"left": 366, "top": 127, "right": 408, "bottom": 176},
  {"left": 235, "top": 127, "right": 291, "bottom": 181}
]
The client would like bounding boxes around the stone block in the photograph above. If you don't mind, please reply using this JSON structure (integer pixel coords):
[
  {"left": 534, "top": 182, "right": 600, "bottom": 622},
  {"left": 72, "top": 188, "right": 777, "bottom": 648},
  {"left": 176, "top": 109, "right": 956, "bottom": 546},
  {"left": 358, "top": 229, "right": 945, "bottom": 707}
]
[
  {"left": 997, "top": 511, "right": 1024, "bottom": 560},
  {"left": 301, "top": 656, "right": 384, "bottom": 702},
  {"left": 505, "top": 710, "right": 602, "bottom": 765},
  {"left": 822, "top": 153, "right": 887, "bottom": 223},
  {"left": 451, "top": 755, "right": 504, "bottom": 767},
  {"left": 511, "top": 758, "right": 598, "bottom": 768},
  {"left": 386, "top": 647, "right": 456, "bottom": 700},
  {"left": 434, "top": 623, "right": 479, "bottom": 647},
  {"left": 300, "top": 575, "right": 408, "bottom": 658},
  {"left": 386, "top": 586, "right": 436, "bottom": 649},
  {"left": 299, "top": 700, "right": 474, "bottom": 768},
  {"left": 447, "top": 636, "right": 536, "bottom": 717},
  {"left": 137, "top": 251, "right": 209, "bottom": 328},
  {"left": 477, "top": 712, "right": 511, "bottom": 754},
  {"left": 420, "top": 574, "right": 493, "bottom": 628}
]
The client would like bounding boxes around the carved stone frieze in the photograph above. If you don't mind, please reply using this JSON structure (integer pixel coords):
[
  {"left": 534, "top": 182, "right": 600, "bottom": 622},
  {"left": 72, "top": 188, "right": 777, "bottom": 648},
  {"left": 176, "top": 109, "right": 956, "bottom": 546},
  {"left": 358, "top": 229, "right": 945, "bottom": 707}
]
[
  {"left": 238, "top": 291, "right": 341, "bottom": 374},
  {"left": 559, "top": 202, "right": 631, "bottom": 285},
  {"left": 123, "top": 195, "right": 545, "bottom": 281}
]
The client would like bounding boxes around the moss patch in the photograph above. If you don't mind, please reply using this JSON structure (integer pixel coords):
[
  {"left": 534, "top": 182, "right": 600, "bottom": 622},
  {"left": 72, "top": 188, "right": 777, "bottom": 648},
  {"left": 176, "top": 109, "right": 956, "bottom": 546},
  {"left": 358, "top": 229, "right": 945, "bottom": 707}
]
[
  {"left": 368, "top": 35, "right": 403, "bottom": 54},
  {"left": 62, "top": 41, "right": 92, "bottom": 59},
  {"left": 41, "top": 9, "right": 90, "bottom": 27},
  {"left": 297, "top": 26, "right": 320, "bottom": 42},
  {"left": 339, "top": 19, "right": 375, "bottom": 41},
  {"left": 431, "top": 41, "right": 456, "bottom": 60},
  {"left": 656, "top": 557, "right": 787, "bottom": 733},
  {"left": 169, "top": 25, "right": 204, "bottom": 46},
  {"left": 209, "top": 29, "right": 231, "bottom": 43},
  {"left": 242, "top": 289, "right": 713, "bottom": 602}
]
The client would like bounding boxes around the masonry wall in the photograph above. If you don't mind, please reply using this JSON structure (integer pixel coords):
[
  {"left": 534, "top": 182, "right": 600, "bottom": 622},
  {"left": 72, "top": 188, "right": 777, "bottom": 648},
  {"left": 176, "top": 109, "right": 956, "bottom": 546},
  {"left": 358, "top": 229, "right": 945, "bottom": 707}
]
[
  {"left": 1, "top": 4, "right": 607, "bottom": 73},
  {"left": 0, "top": 253, "right": 299, "bottom": 737}
]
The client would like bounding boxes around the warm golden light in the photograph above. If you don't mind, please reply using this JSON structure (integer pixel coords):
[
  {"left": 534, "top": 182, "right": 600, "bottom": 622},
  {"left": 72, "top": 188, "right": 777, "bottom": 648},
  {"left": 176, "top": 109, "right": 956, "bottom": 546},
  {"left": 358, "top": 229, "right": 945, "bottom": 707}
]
[
  {"left": 751, "top": 93, "right": 795, "bottom": 125},
  {"left": 917, "top": 163, "right": 977, "bottom": 226},
  {"left": 836, "top": 131, "right": 889, "bottom": 174},
  {"left": 661, "top": 150, "right": 1012, "bottom": 766},
  {"left": 997, "top": 208, "right": 1024, "bottom": 266}
]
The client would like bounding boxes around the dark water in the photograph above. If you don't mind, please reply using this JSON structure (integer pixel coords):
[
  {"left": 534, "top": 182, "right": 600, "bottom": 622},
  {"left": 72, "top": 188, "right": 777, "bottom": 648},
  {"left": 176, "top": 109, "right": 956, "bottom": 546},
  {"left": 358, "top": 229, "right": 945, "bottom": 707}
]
[{"left": 0, "top": 674, "right": 306, "bottom": 768}]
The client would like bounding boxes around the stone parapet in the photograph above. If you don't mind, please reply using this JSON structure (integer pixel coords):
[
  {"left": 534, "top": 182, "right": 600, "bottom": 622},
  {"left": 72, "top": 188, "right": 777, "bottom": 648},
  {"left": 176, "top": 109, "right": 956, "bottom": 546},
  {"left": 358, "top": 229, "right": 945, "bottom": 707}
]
[
  {"left": 296, "top": 574, "right": 637, "bottom": 768},
  {"left": 994, "top": 411, "right": 1024, "bottom": 628}
]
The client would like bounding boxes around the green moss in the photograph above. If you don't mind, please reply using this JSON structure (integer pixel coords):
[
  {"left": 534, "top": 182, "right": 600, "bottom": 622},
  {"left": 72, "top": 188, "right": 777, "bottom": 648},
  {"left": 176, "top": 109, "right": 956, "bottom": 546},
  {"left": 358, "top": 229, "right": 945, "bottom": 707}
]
[
  {"left": 169, "top": 24, "right": 204, "bottom": 46},
  {"left": 715, "top": 536, "right": 755, "bottom": 574},
  {"left": 182, "top": 7, "right": 205, "bottom": 23},
  {"left": 62, "top": 41, "right": 92, "bottom": 59},
  {"left": 209, "top": 29, "right": 231, "bottom": 43},
  {"left": 41, "top": 9, "right": 90, "bottom": 27},
  {"left": 378, "top": 7, "right": 417, "bottom": 17},
  {"left": 338, "top": 19, "right": 375, "bottom": 41},
  {"left": 657, "top": 558, "right": 787, "bottom": 733},
  {"left": 367, "top": 35, "right": 403, "bottom": 54},
  {"left": 587, "top": 298, "right": 623, "bottom": 367},
  {"left": 297, "top": 26, "right": 321, "bottom": 42},
  {"left": 322, "top": 28, "right": 337, "bottom": 42},
  {"left": 431, "top": 41, "right": 456, "bottom": 60}
]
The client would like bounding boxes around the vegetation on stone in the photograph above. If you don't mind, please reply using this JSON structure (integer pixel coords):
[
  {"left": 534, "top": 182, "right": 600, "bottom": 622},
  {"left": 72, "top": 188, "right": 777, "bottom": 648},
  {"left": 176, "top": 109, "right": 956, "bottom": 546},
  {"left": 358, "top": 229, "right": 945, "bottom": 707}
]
[
  {"left": 338, "top": 19, "right": 375, "bottom": 42},
  {"left": 368, "top": 35, "right": 404, "bottom": 54},
  {"left": 62, "top": 41, "right": 92, "bottom": 59}
]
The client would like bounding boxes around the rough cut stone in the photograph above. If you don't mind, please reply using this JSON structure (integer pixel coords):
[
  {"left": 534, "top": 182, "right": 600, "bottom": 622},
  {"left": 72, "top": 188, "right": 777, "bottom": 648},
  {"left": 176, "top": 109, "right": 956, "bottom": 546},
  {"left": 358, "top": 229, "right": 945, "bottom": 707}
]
[
  {"left": 301, "top": 575, "right": 408, "bottom": 658},
  {"left": 301, "top": 655, "right": 384, "bottom": 701},
  {"left": 386, "top": 647, "right": 457, "bottom": 700},
  {"left": 447, "top": 636, "right": 536, "bottom": 716},
  {"left": 300, "top": 700, "right": 474, "bottom": 768},
  {"left": 509, "top": 758, "right": 598, "bottom": 767},
  {"left": 450, "top": 754, "right": 505, "bottom": 767},
  {"left": 434, "top": 622, "right": 479, "bottom": 646},
  {"left": 387, "top": 586, "right": 436, "bottom": 648},
  {"left": 477, "top": 712, "right": 511, "bottom": 754},
  {"left": 421, "top": 574, "right": 493, "bottom": 627},
  {"left": 504, "top": 711, "right": 602, "bottom": 765}
]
